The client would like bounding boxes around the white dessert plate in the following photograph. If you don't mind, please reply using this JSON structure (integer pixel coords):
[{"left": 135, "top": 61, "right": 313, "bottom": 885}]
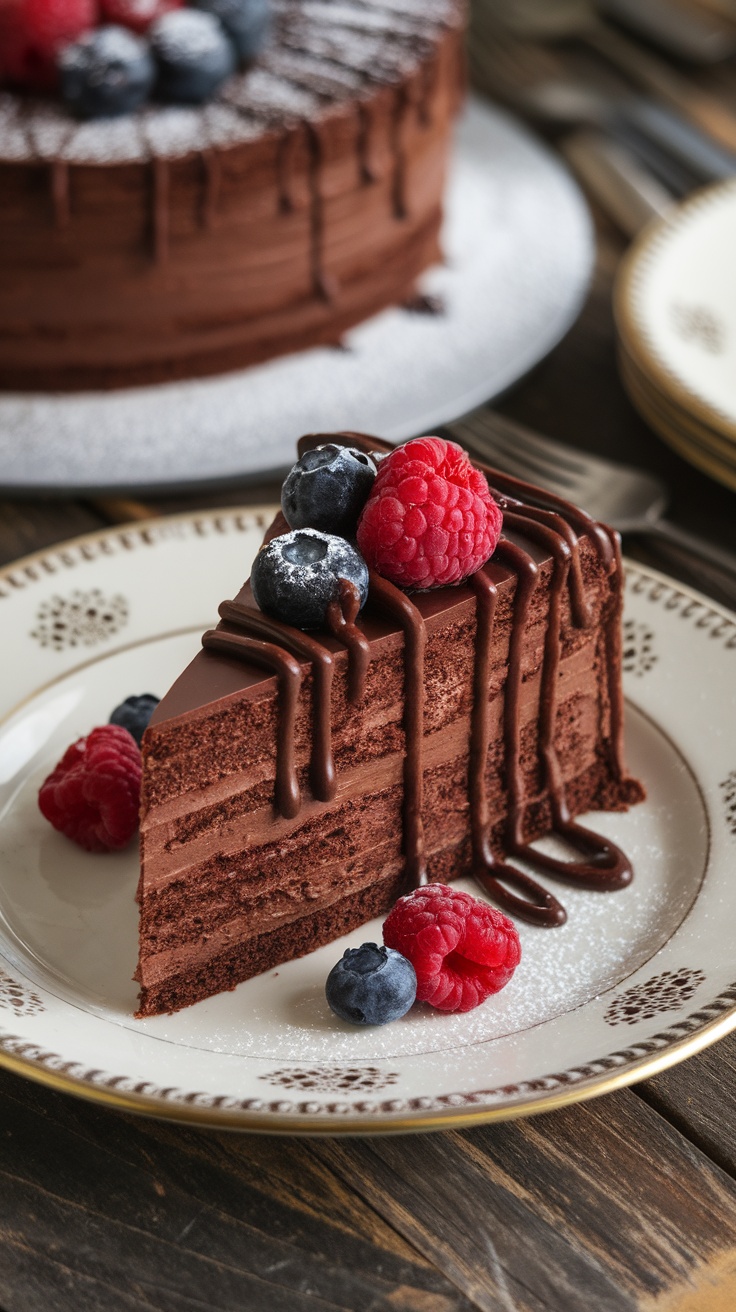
[
  {"left": 0, "top": 509, "right": 734, "bottom": 1135},
  {"left": 615, "top": 180, "right": 736, "bottom": 445},
  {"left": 0, "top": 99, "right": 593, "bottom": 495}
]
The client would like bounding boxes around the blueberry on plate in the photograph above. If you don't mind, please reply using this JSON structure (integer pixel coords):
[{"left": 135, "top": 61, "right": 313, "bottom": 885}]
[
  {"left": 281, "top": 445, "right": 377, "bottom": 537},
  {"left": 151, "top": 8, "right": 236, "bottom": 104},
  {"left": 109, "top": 693, "right": 160, "bottom": 745},
  {"left": 191, "top": 0, "right": 270, "bottom": 63},
  {"left": 326, "top": 944, "right": 417, "bottom": 1026},
  {"left": 251, "top": 529, "right": 369, "bottom": 629},
  {"left": 59, "top": 25, "right": 155, "bottom": 119}
]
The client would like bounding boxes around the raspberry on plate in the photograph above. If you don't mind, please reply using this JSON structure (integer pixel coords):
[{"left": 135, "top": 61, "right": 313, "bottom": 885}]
[
  {"left": 38, "top": 724, "right": 142, "bottom": 853},
  {"left": 383, "top": 884, "right": 521, "bottom": 1013},
  {"left": 357, "top": 436, "right": 503, "bottom": 591},
  {"left": 0, "top": 0, "right": 97, "bottom": 90}
]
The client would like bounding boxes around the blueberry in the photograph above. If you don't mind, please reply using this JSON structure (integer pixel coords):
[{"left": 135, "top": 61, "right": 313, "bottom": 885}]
[
  {"left": 109, "top": 694, "right": 160, "bottom": 746},
  {"left": 251, "top": 529, "right": 369, "bottom": 629},
  {"left": 151, "top": 9, "right": 236, "bottom": 104},
  {"left": 190, "top": 0, "right": 270, "bottom": 63},
  {"left": 281, "top": 445, "right": 377, "bottom": 537},
  {"left": 325, "top": 943, "right": 417, "bottom": 1026},
  {"left": 59, "top": 26, "right": 155, "bottom": 120}
]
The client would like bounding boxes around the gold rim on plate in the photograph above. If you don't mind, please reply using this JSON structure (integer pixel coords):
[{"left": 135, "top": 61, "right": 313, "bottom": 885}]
[
  {"left": 619, "top": 343, "right": 736, "bottom": 462},
  {"left": 620, "top": 354, "right": 736, "bottom": 494},
  {"left": 614, "top": 180, "right": 736, "bottom": 445}
]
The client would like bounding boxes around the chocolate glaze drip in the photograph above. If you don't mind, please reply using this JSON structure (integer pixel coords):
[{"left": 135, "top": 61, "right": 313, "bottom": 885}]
[
  {"left": 217, "top": 599, "right": 337, "bottom": 803},
  {"left": 325, "top": 579, "right": 371, "bottom": 704},
  {"left": 276, "top": 129, "right": 298, "bottom": 213},
  {"left": 602, "top": 526, "right": 628, "bottom": 785},
  {"left": 368, "top": 571, "right": 428, "bottom": 891},
  {"left": 152, "top": 158, "right": 170, "bottom": 264},
  {"left": 497, "top": 496, "right": 590, "bottom": 628},
  {"left": 418, "top": 59, "right": 437, "bottom": 127},
  {"left": 356, "top": 102, "right": 377, "bottom": 184},
  {"left": 305, "top": 123, "right": 335, "bottom": 301},
  {"left": 490, "top": 527, "right": 632, "bottom": 911},
  {"left": 51, "top": 160, "right": 70, "bottom": 229},
  {"left": 468, "top": 566, "right": 566, "bottom": 928},
  {"left": 486, "top": 467, "right": 614, "bottom": 573},
  {"left": 201, "top": 150, "right": 222, "bottom": 229},
  {"left": 201, "top": 431, "right": 637, "bottom": 928},
  {"left": 390, "top": 86, "right": 408, "bottom": 220},
  {"left": 202, "top": 628, "right": 302, "bottom": 819}
]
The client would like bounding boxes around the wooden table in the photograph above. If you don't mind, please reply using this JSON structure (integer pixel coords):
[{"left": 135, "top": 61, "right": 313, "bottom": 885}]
[{"left": 1, "top": 222, "right": 735, "bottom": 1312}]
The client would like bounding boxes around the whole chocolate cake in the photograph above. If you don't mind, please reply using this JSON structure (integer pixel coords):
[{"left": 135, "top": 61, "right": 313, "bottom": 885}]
[
  {"left": 0, "top": 0, "right": 465, "bottom": 391},
  {"left": 136, "top": 432, "right": 644, "bottom": 1017}
]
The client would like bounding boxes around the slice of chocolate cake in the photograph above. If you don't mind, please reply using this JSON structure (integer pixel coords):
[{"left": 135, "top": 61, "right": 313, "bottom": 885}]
[{"left": 136, "top": 433, "right": 644, "bottom": 1017}]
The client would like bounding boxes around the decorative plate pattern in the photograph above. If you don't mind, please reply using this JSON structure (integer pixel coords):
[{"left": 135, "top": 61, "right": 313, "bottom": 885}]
[
  {"left": 615, "top": 179, "right": 736, "bottom": 442},
  {"left": 604, "top": 968, "right": 707, "bottom": 1026},
  {"left": 30, "top": 589, "right": 129, "bottom": 651},
  {"left": 0, "top": 512, "right": 734, "bottom": 1134}
]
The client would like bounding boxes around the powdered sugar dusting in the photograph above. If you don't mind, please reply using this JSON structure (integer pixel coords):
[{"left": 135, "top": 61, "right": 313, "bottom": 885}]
[
  {"left": 224, "top": 66, "right": 318, "bottom": 119},
  {"left": 202, "top": 101, "right": 262, "bottom": 146},
  {"left": 0, "top": 95, "right": 31, "bottom": 162},
  {"left": 24, "top": 103, "right": 74, "bottom": 159},
  {"left": 0, "top": 0, "right": 462, "bottom": 165},
  {"left": 141, "top": 105, "right": 211, "bottom": 158},
  {"left": 61, "top": 116, "right": 148, "bottom": 164}
]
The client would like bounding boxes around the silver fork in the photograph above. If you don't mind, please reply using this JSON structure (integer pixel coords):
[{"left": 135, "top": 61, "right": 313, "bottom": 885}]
[{"left": 447, "top": 409, "right": 736, "bottom": 601}]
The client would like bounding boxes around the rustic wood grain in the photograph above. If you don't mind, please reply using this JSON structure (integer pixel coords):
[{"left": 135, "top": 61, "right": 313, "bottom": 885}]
[
  {"left": 313, "top": 1088, "right": 736, "bottom": 1312},
  {"left": 637, "top": 1030, "right": 736, "bottom": 1180},
  {"left": 0, "top": 1068, "right": 473, "bottom": 1312},
  {"left": 0, "top": 501, "right": 105, "bottom": 570}
]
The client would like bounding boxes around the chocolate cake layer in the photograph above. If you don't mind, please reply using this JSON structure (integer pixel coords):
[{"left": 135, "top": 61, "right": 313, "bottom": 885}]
[
  {"left": 0, "top": 0, "right": 464, "bottom": 391},
  {"left": 136, "top": 433, "right": 644, "bottom": 1017}
]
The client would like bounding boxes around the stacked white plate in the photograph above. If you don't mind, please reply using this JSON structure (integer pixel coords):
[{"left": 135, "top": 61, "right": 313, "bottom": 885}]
[{"left": 615, "top": 180, "right": 736, "bottom": 491}]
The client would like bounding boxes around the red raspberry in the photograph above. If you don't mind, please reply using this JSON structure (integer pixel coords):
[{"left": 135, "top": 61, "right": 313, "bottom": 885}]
[
  {"left": 356, "top": 437, "right": 502, "bottom": 590},
  {"left": 38, "top": 725, "right": 142, "bottom": 853},
  {"left": 383, "top": 884, "right": 521, "bottom": 1012},
  {"left": 0, "top": 0, "right": 97, "bottom": 91},
  {"left": 100, "top": 0, "right": 182, "bottom": 34}
]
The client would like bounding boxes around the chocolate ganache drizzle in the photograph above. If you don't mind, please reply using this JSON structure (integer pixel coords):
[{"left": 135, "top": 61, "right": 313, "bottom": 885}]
[{"left": 201, "top": 433, "right": 634, "bottom": 928}]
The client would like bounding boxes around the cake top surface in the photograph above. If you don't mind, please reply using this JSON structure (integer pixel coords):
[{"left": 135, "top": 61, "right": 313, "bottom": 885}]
[
  {"left": 148, "top": 431, "right": 615, "bottom": 732},
  {"left": 0, "top": 0, "right": 463, "bottom": 166}
]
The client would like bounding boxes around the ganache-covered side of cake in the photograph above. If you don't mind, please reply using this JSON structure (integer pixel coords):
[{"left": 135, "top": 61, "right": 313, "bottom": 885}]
[
  {"left": 0, "top": 0, "right": 465, "bottom": 391},
  {"left": 135, "top": 432, "right": 644, "bottom": 1018}
]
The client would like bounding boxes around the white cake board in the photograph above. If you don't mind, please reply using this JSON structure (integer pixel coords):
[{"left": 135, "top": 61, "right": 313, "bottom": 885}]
[{"left": 0, "top": 99, "right": 594, "bottom": 495}]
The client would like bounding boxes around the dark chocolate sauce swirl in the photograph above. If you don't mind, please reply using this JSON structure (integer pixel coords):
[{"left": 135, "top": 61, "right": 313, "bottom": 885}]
[
  {"left": 368, "top": 572, "right": 428, "bottom": 892},
  {"left": 326, "top": 579, "right": 370, "bottom": 704},
  {"left": 202, "top": 628, "right": 302, "bottom": 819},
  {"left": 201, "top": 433, "right": 635, "bottom": 927},
  {"left": 217, "top": 599, "right": 337, "bottom": 803}
]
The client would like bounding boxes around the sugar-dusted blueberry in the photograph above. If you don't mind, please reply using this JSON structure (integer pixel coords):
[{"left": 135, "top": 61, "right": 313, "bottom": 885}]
[
  {"left": 151, "top": 8, "right": 236, "bottom": 104},
  {"left": 58, "top": 25, "right": 155, "bottom": 118},
  {"left": 109, "top": 693, "right": 160, "bottom": 745},
  {"left": 325, "top": 943, "right": 417, "bottom": 1026},
  {"left": 251, "top": 528, "right": 368, "bottom": 630},
  {"left": 190, "top": 0, "right": 270, "bottom": 63},
  {"left": 281, "top": 444, "right": 377, "bottom": 537}
]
